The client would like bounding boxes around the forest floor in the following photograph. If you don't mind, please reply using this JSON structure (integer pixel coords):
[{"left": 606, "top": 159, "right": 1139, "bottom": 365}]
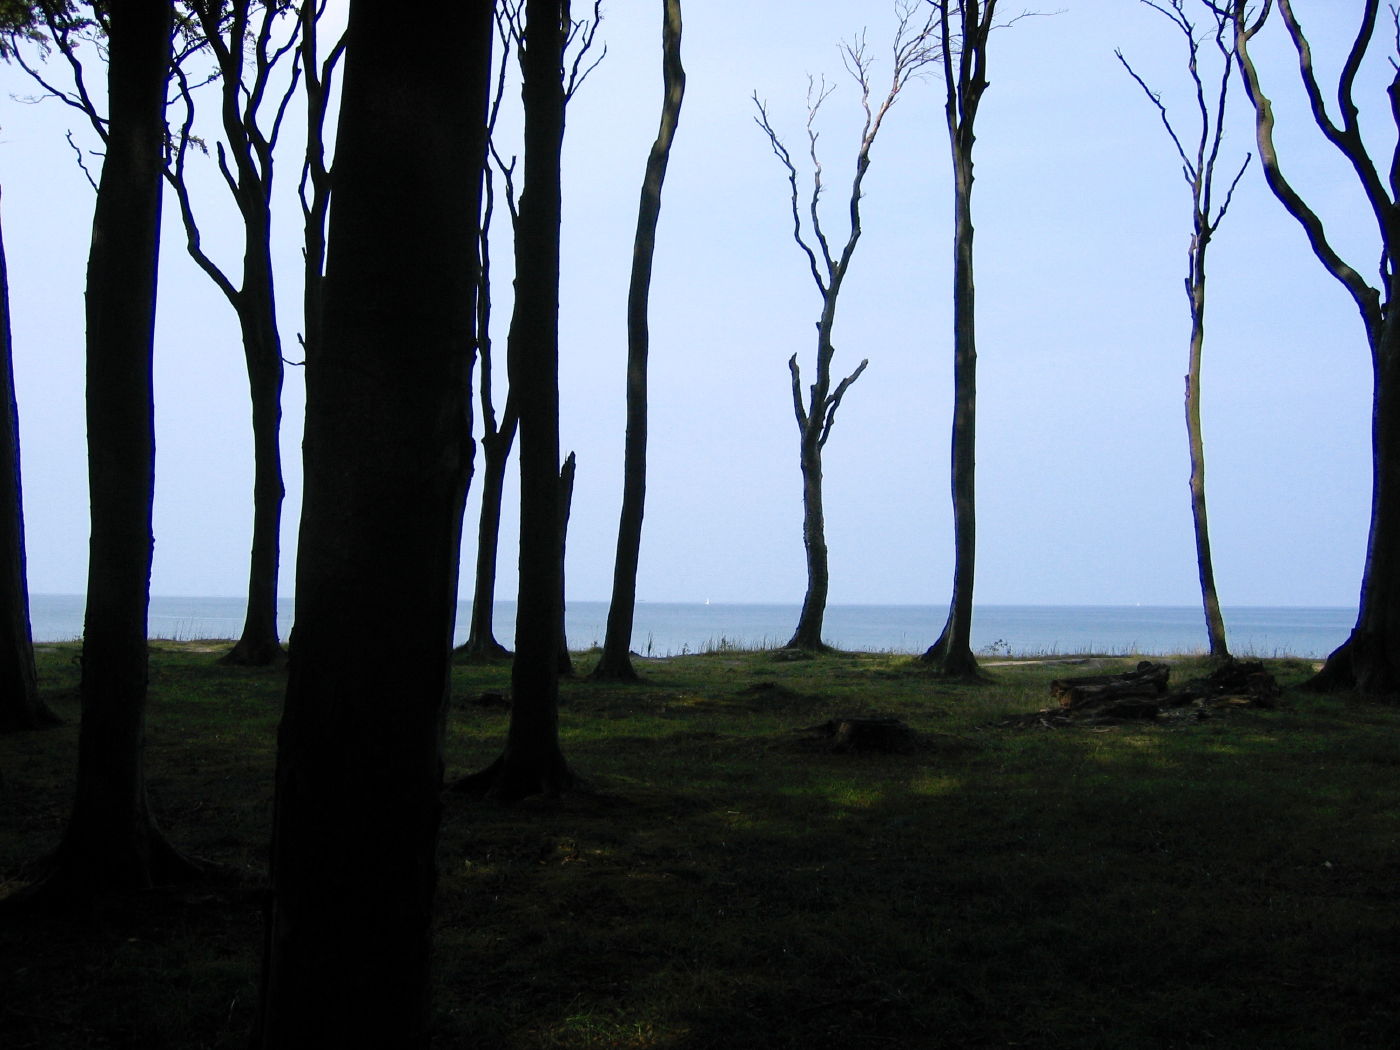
[{"left": 1, "top": 642, "right": 1398, "bottom": 1049}]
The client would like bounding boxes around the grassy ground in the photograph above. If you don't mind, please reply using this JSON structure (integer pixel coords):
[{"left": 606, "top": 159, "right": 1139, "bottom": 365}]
[{"left": 1, "top": 642, "right": 1397, "bottom": 1049}]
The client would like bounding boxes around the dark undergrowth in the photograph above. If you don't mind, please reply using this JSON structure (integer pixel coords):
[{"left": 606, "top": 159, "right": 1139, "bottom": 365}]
[{"left": 1, "top": 642, "right": 1397, "bottom": 1048}]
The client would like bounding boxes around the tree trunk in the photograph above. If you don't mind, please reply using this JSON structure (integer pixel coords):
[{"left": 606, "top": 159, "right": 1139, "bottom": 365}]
[
  {"left": 33, "top": 0, "right": 187, "bottom": 901},
  {"left": 253, "top": 1, "right": 490, "bottom": 1044},
  {"left": 1310, "top": 303, "right": 1400, "bottom": 694},
  {"left": 786, "top": 431, "right": 831, "bottom": 651},
  {"left": 0, "top": 188, "right": 53, "bottom": 732},
  {"left": 1186, "top": 270, "right": 1229, "bottom": 659},
  {"left": 925, "top": 109, "right": 980, "bottom": 679},
  {"left": 222, "top": 272, "right": 285, "bottom": 666},
  {"left": 461, "top": 408, "right": 516, "bottom": 659},
  {"left": 595, "top": 0, "right": 686, "bottom": 681},
  {"left": 557, "top": 450, "right": 575, "bottom": 676},
  {"left": 465, "top": 0, "right": 575, "bottom": 803}
]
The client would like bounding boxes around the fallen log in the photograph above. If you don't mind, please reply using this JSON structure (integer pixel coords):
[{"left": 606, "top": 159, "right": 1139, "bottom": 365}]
[
  {"left": 799, "top": 717, "right": 919, "bottom": 754},
  {"left": 1051, "top": 660, "right": 1171, "bottom": 711}
]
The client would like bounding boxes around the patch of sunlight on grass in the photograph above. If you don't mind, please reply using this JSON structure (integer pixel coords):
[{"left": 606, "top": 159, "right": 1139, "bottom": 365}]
[
  {"left": 828, "top": 785, "right": 884, "bottom": 809},
  {"left": 545, "top": 1009, "right": 687, "bottom": 1049},
  {"left": 909, "top": 773, "right": 961, "bottom": 796}
]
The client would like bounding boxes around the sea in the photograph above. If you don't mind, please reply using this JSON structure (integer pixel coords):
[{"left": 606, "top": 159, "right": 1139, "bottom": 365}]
[{"left": 27, "top": 594, "right": 1355, "bottom": 659}]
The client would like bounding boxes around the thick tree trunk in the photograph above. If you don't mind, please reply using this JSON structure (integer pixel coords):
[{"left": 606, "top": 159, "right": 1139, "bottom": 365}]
[
  {"left": 1310, "top": 305, "right": 1400, "bottom": 694},
  {"left": 461, "top": 411, "right": 516, "bottom": 659},
  {"left": 0, "top": 189, "right": 53, "bottom": 732},
  {"left": 595, "top": 0, "right": 686, "bottom": 681},
  {"left": 467, "top": 0, "right": 575, "bottom": 803},
  {"left": 925, "top": 129, "right": 980, "bottom": 679},
  {"left": 787, "top": 434, "right": 832, "bottom": 651},
  {"left": 33, "top": 0, "right": 186, "bottom": 900},
  {"left": 253, "top": 1, "right": 490, "bottom": 1044}
]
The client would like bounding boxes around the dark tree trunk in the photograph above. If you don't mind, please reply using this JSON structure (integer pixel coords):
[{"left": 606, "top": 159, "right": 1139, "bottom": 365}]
[
  {"left": 466, "top": 0, "right": 575, "bottom": 803},
  {"left": 1311, "top": 305, "right": 1400, "bottom": 694},
  {"left": 221, "top": 263, "right": 284, "bottom": 667},
  {"left": 557, "top": 451, "right": 576, "bottom": 676},
  {"left": 595, "top": 0, "right": 685, "bottom": 681},
  {"left": 462, "top": 404, "right": 516, "bottom": 659},
  {"left": 33, "top": 0, "right": 185, "bottom": 900},
  {"left": 924, "top": 1, "right": 990, "bottom": 680},
  {"left": 786, "top": 430, "right": 832, "bottom": 652},
  {"left": 252, "top": 1, "right": 490, "bottom": 1044},
  {"left": 0, "top": 189, "right": 53, "bottom": 732}
]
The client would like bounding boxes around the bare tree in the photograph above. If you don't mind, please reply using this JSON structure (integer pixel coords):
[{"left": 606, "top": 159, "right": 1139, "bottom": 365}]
[
  {"left": 1227, "top": 0, "right": 1400, "bottom": 694},
  {"left": 593, "top": 0, "right": 685, "bottom": 681},
  {"left": 1119, "top": 0, "right": 1251, "bottom": 660},
  {"left": 754, "top": 2, "right": 937, "bottom": 653}
]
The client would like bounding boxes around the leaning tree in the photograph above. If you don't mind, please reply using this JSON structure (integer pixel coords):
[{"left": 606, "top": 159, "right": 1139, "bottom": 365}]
[
  {"left": 1229, "top": 0, "right": 1400, "bottom": 694},
  {"left": 1119, "top": 0, "right": 1252, "bottom": 660},
  {"left": 754, "top": 1, "right": 938, "bottom": 653},
  {"left": 593, "top": 0, "right": 686, "bottom": 681}
]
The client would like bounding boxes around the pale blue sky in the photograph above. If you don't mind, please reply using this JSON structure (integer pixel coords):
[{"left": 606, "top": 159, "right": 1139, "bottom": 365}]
[{"left": 0, "top": 0, "right": 1384, "bottom": 610}]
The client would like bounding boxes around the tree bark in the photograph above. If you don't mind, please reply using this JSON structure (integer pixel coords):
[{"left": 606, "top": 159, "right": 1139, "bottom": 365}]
[
  {"left": 253, "top": 1, "right": 490, "bottom": 1044},
  {"left": 924, "top": 0, "right": 990, "bottom": 680},
  {"left": 787, "top": 427, "right": 832, "bottom": 651},
  {"left": 557, "top": 450, "right": 576, "bottom": 675},
  {"left": 595, "top": 0, "right": 685, "bottom": 680},
  {"left": 34, "top": 0, "right": 186, "bottom": 900},
  {"left": 465, "top": 0, "right": 575, "bottom": 803},
  {"left": 0, "top": 188, "right": 53, "bottom": 732}
]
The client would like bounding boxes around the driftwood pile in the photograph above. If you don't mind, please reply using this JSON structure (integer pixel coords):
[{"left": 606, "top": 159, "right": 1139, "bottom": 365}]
[{"left": 1006, "top": 658, "right": 1280, "bottom": 728}]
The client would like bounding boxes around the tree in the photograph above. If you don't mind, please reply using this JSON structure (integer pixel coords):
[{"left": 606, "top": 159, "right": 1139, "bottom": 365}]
[
  {"left": 460, "top": 0, "right": 601, "bottom": 662},
  {"left": 754, "top": 2, "right": 936, "bottom": 653},
  {"left": 922, "top": 0, "right": 1008, "bottom": 678},
  {"left": 458, "top": 0, "right": 575, "bottom": 802},
  {"left": 1119, "top": 0, "right": 1251, "bottom": 660},
  {"left": 165, "top": 0, "right": 303, "bottom": 667},
  {"left": 24, "top": 0, "right": 188, "bottom": 900},
  {"left": 1227, "top": 0, "right": 1400, "bottom": 694},
  {"left": 0, "top": 187, "right": 55, "bottom": 732},
  {"left": 252, "top": 0, "right": 491, "bottom": 1043},
  {"left": 593, "top": 0, "right": 685, "bottom": 681}
]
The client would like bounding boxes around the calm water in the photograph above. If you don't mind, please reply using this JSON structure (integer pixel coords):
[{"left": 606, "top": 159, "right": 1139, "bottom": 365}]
[{"left": 29, "top": 594, "right": 1355, "bottom": 659}]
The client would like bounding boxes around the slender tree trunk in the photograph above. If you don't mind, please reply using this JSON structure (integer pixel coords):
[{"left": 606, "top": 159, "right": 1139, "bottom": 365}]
[
  {"left": 0, "top": 189, "right": 53, "bottom": 732},
  {"left": 223, "top": 259, "right": 284, "bottom": 666},
  {"left": 595, "top": 0, "right": 685, "bottom": 680},
  {"left": 463, "top": 0, "right": 575, "bottom": 803},
  {"left": 1186, "top": 267, "right": 1229, "bottom": 658},
  {"left": 787, "top": 430, "right": 831, "bottom": 651},
  {"left": 925, "top": 132, "right": 980, "bottom": 677},
  {"left": 33, "top": 0, "right": 189, "bottom": 901},
  {"left": 253, "top": 1, "right": 490, "bottom": 1044},
  {"left": 557, "top": 450, "right": 576, "bottom": 676},
  {"left": 462, "top": 405, "right": 516, "bottom": 659}
]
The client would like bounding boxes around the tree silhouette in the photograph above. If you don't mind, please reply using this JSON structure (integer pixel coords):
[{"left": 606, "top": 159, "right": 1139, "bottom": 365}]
[
  {"left": 754, "top": 2, "right": 937, "bottom": 653},
  {"left": 1229, "top": 0, "right": 1400, "bottom": 694},
  {"left": 594, "top": 0, "right": 686, "bottom": 681},
  {"left": 253, "top": 0, "right": 492, "bottom": 1042}
]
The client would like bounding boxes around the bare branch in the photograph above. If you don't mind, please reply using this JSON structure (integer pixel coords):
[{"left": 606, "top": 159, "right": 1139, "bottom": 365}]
[
  {"left": 818, "top": 357, "right": 869, "bottom": 448},
  {"left": 64, "top": 129, "right": 97, "bottom": 191},
  {"left": 753, "top": 94, "right": 829, "bottom": 296}
]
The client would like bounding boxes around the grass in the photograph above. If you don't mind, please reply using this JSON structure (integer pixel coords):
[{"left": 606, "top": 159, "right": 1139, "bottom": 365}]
[{"left": 2, "top": 643, "right": 1398, "bottom": 1048}]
